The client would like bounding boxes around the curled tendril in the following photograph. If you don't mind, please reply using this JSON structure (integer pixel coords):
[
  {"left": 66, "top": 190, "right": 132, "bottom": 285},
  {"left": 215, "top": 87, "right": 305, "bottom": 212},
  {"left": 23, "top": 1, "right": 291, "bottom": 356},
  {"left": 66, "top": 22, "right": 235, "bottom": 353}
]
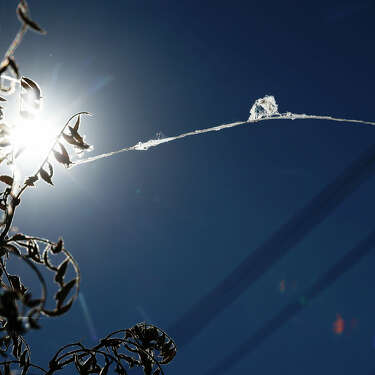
[
  {"left": 0, "top": 234, "right": 80, "bottom": 337},
  {"left": 0, "top": 323, "right": 176, "bottom": 375}
]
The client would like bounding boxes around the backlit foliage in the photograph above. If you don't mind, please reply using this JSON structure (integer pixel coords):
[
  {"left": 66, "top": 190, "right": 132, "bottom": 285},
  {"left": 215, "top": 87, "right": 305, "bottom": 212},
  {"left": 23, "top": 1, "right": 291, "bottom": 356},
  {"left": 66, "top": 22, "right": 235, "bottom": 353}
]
[{"left": 0, "top": 2, "right": 177, "bottom": 374}]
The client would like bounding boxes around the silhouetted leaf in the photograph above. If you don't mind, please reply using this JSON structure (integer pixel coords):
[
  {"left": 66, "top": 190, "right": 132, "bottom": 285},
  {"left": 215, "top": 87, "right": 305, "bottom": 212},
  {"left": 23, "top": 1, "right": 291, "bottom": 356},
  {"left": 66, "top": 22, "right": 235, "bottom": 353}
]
[
  {"left": 59, "top": 142, "right": 69, "bottom": 159},
  {"left": 0, "top": 176, "right": 12, "bottom": 186},
  {"left": 55, "top": 259, "right": 69, "bottom": 285},
  {"left": 73, "top": 115, "right": 80, "bottom": 132},
  {"left": 47, "top": 162, "right": 53, "bottom": 178},
  {"left": 8, "top": 275, "right": 22, "bottom": 294},
  {"left": 39, "top": 168, "right": 53, "bottom": 185},
  {"left": 52, "top": 238, "right": 63, "bottom": 254},
  {"left": 52, "top": 149, "right": 72, "bottom": 168},
  {"left": 55, "top": 279, "right": 76, "bottom": 307},
  {"left": 74, "top": 142, "right": 92, "bottom": 151},
  {"left": 27, "top": 240, "right": 41, "bottom": 263},
  {"left": 12, "top": 340, "right": 19, "bottom": 358},
  {"left": 25, "top": 175, "right": 38, "bottom": 187},
  {"left": 68, "top": 126, "right": 84, "bottom": 144},
  {"left": 19, "top": 349, "right": 27, "bottom": 366},
  {"left": 0, "top": 97, "right": 6, "bottom": 101},
  {"left": 21, "top": 77, "right": 42, "bottom": 100},
  {"left": 17, "top": 4, "right": 46, "bottom": 34},
  {"left": 62, "top": 132, "right": 78, "bottom": 146}
]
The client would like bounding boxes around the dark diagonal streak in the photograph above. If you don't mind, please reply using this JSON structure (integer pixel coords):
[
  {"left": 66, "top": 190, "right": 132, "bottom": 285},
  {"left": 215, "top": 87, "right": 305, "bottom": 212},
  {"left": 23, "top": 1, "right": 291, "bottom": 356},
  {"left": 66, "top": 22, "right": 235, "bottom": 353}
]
[
  {"left": 204, "top": 228, "right": 375, "bottom": 375},
  {"left": 168, "top": 143, "right": 375, "bottom": 348}
]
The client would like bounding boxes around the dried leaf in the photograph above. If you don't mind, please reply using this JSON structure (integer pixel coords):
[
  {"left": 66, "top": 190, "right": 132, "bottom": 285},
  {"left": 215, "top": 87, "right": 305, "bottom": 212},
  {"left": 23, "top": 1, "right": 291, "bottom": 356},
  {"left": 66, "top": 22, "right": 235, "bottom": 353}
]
[
  {"left": 27, "top": 240, "right": 41, "bottom": 263},
  {"left": 17, "top": 5, "right": 46, "bottom": 34},
  {"left": 62, "top": 132, "right": 91, "bottom": 152},
  {"left": 9, "top": 275, "right": 22, "bottom": 293},
  {"left": 62, "top": 132, "right": 78, "bottom": 146},
  {"left": 52, "top": 149, "right": 72, "bottom": 167},
  {"left": 68, "top": 126, "right": 84, "bottom": 144},
  {"left": 74, "top": 142, "right": 91, "bottom": 151},
  {"left": 55, "top": 279, "right": 76, "bottom": 307},
  {"left": 59, "top": 142, "right": 69, "bottom": 159},
  {"left": 25, "top": 175, "right": 38, "bottom": 187},
  {"left": 21, "top": 77, "right": 42, "bottom": 100},
  {"left": 54, "top": 259, "right": 69, "bottom": 285},
  {"left": 19, "top": 349, "right": 27, "bottom": 366},
  {"left": 39, "top": 168, "right": 53, "bottom": 185},
  {"left": 47, "top": 162, "right": 53, "bottom": 178},
  {"left": 52, "top": 238, "right": 63, "bottom": 254},
  {"left": 73, "top": 115, "right": 80, "bottom": 132},
  {"left": 0, "top": 176, "right": 12, "bottom": 186}
]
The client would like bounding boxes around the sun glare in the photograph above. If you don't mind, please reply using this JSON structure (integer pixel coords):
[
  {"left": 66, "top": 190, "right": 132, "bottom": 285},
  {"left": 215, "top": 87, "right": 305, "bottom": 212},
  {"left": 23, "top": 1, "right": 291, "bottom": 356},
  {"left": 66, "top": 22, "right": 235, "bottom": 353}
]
[{"left": 10, "top": 116, "right": 59, "bottom": 166}]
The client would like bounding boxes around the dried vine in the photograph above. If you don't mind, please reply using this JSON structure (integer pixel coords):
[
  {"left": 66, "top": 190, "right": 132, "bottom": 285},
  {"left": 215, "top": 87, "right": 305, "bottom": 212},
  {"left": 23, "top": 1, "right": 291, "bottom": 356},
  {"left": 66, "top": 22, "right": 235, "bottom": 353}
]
[{"left": 0, "top": 2, "right": 176, "bottom": 374}]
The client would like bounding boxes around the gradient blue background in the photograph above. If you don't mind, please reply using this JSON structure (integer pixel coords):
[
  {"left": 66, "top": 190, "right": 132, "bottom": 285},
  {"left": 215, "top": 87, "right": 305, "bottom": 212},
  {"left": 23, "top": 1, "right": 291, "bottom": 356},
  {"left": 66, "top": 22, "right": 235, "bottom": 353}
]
[{"left": 1, "top": 0, "right": 375, "bottom": 374}]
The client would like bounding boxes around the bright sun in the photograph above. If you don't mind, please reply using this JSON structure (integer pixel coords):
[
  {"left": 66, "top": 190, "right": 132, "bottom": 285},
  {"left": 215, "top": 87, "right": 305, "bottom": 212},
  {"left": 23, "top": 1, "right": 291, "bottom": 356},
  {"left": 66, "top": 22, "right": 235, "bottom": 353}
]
[{"left": 10, "top": 116, "right": 59, "bottom": 166}]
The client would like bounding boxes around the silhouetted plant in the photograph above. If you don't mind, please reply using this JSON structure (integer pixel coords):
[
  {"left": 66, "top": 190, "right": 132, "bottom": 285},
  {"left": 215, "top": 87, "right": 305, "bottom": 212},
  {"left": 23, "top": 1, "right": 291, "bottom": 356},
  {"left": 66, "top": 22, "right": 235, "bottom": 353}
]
[{"left": 0, "top": 2, "right": 177, "bottom": 374}]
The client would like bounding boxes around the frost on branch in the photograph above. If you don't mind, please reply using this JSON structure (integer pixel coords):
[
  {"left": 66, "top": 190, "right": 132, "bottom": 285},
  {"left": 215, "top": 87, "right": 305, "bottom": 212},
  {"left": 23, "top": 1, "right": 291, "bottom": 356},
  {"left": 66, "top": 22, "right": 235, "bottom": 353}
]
[{"left": 248, "top": 95, "right": 279, "bottom": 121}]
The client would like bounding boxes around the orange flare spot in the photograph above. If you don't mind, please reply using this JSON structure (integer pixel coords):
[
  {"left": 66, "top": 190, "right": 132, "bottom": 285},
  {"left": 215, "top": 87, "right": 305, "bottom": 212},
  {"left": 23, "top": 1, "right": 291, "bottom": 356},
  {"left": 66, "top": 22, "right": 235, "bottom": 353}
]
[{"left": 333, "top": 314, "right": 345, "bottom": 335}]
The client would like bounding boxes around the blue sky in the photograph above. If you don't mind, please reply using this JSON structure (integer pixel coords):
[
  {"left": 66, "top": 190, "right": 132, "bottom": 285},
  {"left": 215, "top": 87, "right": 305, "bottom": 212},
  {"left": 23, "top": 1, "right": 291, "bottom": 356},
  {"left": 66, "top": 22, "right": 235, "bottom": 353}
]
[{"left": 1, "top": 0, "right": 375, "bottom": 374}]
